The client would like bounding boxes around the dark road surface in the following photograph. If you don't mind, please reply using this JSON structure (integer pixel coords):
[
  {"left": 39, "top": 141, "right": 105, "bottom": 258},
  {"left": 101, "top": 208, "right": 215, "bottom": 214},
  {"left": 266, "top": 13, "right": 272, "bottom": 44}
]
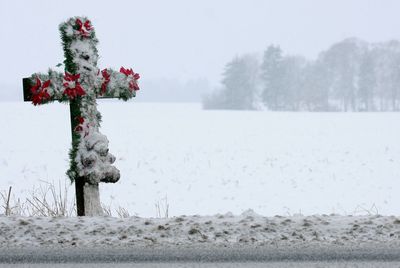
[
  {"left": 1, "top": 245, "right": 400, "bottom": 267},
  {"left": 1, "top": 262, "right": 400, "bottom": 268}
]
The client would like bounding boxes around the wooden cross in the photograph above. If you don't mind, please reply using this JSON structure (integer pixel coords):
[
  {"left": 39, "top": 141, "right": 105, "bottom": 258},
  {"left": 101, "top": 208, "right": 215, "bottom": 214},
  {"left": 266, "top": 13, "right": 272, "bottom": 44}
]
[{"left": 22, "top": 17, "right": 140, "bottom": 216}]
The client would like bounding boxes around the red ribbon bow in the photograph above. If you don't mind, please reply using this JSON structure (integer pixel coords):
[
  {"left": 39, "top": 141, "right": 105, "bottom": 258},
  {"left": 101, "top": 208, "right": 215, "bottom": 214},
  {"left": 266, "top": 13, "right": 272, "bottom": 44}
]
[
  {"left": 63, "top": 72, "right": 86, "bottom": 99},
  {"left": 120, "top": 67, "right": 140, "bottom": 91},
  {"left": 76, "top": 19, "right": 92, "bottom": 38},
  {"left": 31, "top": 77, "right": 51, "bottom": 105}
]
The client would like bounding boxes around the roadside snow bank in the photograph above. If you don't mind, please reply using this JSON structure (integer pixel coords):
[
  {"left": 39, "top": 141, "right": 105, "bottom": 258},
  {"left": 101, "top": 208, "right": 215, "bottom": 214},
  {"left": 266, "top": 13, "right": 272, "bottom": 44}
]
[{"left": 1, "top": 211, "right": 400, "bottom": 248}]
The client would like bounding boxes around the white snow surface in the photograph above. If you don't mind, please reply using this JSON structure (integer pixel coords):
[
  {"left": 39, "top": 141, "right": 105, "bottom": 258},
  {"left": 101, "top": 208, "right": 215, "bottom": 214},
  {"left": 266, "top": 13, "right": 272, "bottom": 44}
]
[
  {"left": 1, "top": 213, "right": 400, "bottom": 248},
  {"left": 1, "top": 102, "right": 400, "bottom": 217}
]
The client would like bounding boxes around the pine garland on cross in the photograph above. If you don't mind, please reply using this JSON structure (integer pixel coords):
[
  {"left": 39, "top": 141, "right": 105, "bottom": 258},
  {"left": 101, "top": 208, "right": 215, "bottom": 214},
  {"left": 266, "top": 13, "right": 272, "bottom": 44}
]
[{"left": 22, "top": 17, "right": 140, "bottom": 216}]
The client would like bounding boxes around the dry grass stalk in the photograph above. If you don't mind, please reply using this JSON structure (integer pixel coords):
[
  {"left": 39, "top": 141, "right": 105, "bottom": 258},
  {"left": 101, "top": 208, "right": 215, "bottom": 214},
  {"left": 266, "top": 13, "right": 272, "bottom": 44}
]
[
  {"left": 1, "top": 180, "right": 137, "bottom": 218},
  {"left": 155, "top": 195, "right": 169, "bottom": 218},
  {"left": 5, "top": 186, "right": 11, "bottom": 216}
]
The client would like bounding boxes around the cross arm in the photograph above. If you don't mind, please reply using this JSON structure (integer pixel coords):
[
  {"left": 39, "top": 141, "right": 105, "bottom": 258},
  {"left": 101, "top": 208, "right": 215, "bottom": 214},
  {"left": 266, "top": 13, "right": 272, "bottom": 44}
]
[
  {"left": 95, "top": 68, "right": 140, "bottom": 100},
  {"left": 23, "top": 69, "right": 69, "bottom": 105},
  {"left": 24, "top": 67, "right": 140, "bottom": 104}
]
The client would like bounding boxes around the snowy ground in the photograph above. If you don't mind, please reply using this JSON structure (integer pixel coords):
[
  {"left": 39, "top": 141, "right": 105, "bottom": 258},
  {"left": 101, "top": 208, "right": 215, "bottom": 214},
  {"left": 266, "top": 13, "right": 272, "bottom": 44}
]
[
  {"left": 1, "top": 212, "right": 400, "bottom": 248},
  {"left": 1, "top": 102, "right": 400, "bottom": 217}
]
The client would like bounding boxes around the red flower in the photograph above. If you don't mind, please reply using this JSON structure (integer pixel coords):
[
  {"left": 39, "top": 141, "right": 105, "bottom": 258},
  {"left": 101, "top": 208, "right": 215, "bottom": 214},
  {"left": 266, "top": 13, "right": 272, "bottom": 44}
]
[
  {"left": 120, "top": 67, "right": 133, "bottom": 76},
  {"left": 84, "top": 20, "right": 92, "bottom": 31},
  {"left": 31, "top": 77, "right": 51, "bottom": 105},
  {"left": 120, "top": 67, "right": 140, "bottom": 91},
  {"left": 129, "top": 80, "right": 140, "bottom": 91},
  {"left": 64, "top": 72, "right": 80, "bottom": 82},
  {"left": 76, "top": 19, "right": 92, "bottom": 38},
  {"left": 74, "top": 116, "right": 85, "bottom": 132},
  {"left": 76, "top": 116, "right": 85, "bottom": 125},
  {"left": 74, "top": 125, "right": 83, "bottom": 132},
  {"left": 63, "top": 72, "right": 86, "bottom": 99},
  {"left": 100, "top": 69, "right": 110, "bottom": 95}
]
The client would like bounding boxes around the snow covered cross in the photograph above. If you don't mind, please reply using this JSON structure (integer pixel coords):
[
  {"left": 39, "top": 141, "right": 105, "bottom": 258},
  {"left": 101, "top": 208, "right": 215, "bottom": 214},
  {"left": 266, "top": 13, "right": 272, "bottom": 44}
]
[{"left": 22, "top": 17, "right": 140, "bottom": 216}]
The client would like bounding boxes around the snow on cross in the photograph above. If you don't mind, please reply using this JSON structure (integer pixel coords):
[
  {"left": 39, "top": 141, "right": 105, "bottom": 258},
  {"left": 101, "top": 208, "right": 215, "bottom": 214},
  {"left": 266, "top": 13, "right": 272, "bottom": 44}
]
[{"left": 22, "top": 17, "right": 140, "bottom": 216}]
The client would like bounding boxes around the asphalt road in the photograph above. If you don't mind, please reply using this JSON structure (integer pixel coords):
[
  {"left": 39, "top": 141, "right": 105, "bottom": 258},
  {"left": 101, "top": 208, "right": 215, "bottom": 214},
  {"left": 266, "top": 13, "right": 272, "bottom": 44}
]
[
  {"left": 0, "top": 245, "right": 400, "bottom": 265},
  {"left": 1, "top": 262, "right": 400, "bottom": 268}
]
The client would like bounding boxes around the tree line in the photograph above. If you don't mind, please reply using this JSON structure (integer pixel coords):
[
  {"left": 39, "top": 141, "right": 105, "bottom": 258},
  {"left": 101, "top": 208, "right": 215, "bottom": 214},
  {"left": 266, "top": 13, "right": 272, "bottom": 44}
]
[{"left": 203, "top": 38, "right": 400, "bottom": 111}]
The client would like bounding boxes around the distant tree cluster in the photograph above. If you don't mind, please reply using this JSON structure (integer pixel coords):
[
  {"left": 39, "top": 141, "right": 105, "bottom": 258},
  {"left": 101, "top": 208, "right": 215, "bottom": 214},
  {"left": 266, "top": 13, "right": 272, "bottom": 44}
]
[{"left": 203, "top": 38, "right": 400, "bottom": 111}]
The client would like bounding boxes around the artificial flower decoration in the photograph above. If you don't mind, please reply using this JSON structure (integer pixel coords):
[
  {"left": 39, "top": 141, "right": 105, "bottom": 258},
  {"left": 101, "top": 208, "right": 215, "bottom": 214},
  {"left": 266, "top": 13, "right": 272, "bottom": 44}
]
[
  {"left": 120, "top": 67, "right": 140, "bottom": 91},
  {"left": 30, "top": 77, "right": 51, "bottom": 105},
  {"left": 63, "top": 72, "right": 86, "bottom": 99},
  {"left": 100, "top": 69, "right": 111, "bottom": 95},
  {"left": 76, "top": 18, "right": 92, "bottom": 38}
]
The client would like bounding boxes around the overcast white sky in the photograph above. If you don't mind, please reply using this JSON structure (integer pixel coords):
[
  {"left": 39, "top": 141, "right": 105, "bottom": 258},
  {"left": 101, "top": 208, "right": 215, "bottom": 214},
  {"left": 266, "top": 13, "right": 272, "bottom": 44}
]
[{"left": 1, "top": 0, "right": 400, "bottom": 94}]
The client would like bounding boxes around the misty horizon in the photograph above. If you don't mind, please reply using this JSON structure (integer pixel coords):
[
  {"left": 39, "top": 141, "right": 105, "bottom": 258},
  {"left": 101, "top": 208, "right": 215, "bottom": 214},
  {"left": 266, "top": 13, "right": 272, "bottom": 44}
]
[
  {"left": 1, "top": 0, "right": 400, "bottom": 102},
  {"left": 2, "top": 36, "right": 400, "bottom": 103}
]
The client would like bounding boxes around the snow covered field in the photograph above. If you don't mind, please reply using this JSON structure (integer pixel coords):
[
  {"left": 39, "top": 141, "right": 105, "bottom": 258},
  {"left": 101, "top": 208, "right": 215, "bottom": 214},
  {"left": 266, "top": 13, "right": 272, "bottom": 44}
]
[{"left": 1, "top": 101, "right": 400, "bottom": 217}]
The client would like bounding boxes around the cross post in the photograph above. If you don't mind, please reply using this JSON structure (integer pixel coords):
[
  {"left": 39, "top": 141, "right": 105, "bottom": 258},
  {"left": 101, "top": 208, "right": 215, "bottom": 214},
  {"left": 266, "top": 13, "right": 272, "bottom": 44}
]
[{"left": 22, "top": 17, "right": 140, "bottom": 216}]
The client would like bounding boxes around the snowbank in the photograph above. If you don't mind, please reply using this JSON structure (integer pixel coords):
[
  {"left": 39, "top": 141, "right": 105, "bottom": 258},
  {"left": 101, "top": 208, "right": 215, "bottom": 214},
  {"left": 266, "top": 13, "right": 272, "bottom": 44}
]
[{"left": 1, "top": 212, "right": 400, "bottom": 248}]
